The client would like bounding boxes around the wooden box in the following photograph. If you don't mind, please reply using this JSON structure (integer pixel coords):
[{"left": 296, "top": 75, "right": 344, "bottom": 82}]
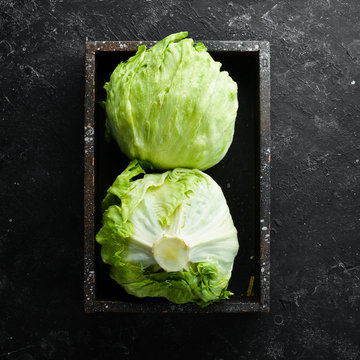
[{"left": 84, "top": 39, "right": 270, "bottom": 313}]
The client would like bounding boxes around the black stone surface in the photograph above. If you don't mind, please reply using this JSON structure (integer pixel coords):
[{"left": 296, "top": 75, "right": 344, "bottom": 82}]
[{"left": 1, "top": 0, "right": 359, "bottom": 359}]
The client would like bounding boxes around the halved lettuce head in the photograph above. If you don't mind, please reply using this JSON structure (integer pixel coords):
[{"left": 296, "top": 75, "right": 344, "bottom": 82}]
[
  {"left": 96, "top": 160, "right": 239, "bottom": 307},
  {"left": 103, "top": 32, "right": 238, "bottom": 171}
]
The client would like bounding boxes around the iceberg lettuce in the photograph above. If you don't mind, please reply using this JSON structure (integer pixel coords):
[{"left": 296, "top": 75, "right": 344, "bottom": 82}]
[
  {"left": 103, "top": 32, "right": 238, "bottom": 171},
  {"left": 96, "top": 161, "right": 239, "bottom": 307}
]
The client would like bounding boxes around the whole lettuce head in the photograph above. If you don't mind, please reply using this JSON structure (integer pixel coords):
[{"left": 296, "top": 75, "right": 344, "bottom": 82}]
[
  {"left": 104, "top": 32, "right": 238, "bottom": 171},
  {"left": 96, "top": 160, "right": 239, "bottom": 307}
]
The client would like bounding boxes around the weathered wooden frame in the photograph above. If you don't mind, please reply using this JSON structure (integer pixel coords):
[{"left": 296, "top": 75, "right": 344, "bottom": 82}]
[{"left": 84, "top": 40, "right": 270, "bottom": 313}]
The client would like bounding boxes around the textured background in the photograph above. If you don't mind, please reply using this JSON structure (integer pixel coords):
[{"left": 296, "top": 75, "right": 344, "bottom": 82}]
[{"left": 1, "top": 0, "right": 360, "bottom": 359}]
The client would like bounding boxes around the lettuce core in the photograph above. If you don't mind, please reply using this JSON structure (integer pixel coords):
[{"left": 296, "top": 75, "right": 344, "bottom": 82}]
[{"left": 152, "top": 234, "right": 190, "bottom": 272}]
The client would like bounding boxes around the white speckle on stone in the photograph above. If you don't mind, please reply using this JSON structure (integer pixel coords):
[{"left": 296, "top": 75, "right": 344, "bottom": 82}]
[
  {"left": 9, "top": 219, "right": 12, "bottom": 222},
  {"left": 226, "top": 183, "right": 231, "bottom": 188},
  {"left": 262, "top": 226, "right": 267, "bottom": 231},
  {"left": 86, "top": 127, "right": 94, "bottom": 136},
  {"left": 351, "top": 80, "right": 355, "bottom": 85},
  {"left": 260, "top": 219, "right": 264, "bottom": 223},
  {"left": 261, "top": 267, "right": 264, "bottom": 273}
]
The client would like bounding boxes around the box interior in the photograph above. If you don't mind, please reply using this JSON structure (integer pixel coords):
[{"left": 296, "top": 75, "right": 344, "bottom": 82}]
[{"left": 93, "top": 49, "right": 260, "bottom": 304}]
